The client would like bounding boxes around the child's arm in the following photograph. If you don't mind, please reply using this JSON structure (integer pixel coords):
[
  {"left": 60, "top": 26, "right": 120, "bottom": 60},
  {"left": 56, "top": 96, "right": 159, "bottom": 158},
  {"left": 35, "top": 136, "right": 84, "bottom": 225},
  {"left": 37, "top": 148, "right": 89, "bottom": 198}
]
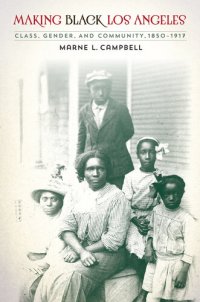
[
  {"left": 122, "top": 174, "right": 149, "bottom": 234},
  {"left": 144, "top": 237, "right": 157, "bottom": 263},
  {"left": 175, "top": 213, "right": 196, "bottom": 288},
  {"left": 144, "top": 210, "right": 156, "bottom": 263},
  {"left": 174, "top": 262, "right": 190, "bottom": 288}
]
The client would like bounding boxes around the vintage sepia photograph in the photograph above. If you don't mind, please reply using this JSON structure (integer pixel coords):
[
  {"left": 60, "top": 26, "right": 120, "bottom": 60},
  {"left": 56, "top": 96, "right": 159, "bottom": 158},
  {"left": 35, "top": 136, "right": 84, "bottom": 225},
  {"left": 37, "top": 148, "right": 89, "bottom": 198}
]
[{"left": 0, "top": 0, "right": 200, "bottom": 301}]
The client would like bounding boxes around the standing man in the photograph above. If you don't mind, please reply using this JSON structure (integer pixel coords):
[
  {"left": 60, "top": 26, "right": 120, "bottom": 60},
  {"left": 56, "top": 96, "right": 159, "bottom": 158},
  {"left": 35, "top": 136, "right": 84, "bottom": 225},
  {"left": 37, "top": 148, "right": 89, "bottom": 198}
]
[{"left": 76, "top": 70, "right": 134, "bottom": 189}]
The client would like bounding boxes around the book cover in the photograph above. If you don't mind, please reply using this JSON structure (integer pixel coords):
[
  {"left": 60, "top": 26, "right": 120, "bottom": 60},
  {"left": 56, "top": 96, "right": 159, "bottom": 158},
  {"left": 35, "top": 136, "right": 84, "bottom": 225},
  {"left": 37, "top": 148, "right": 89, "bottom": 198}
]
[{"left": 0, "top": 0, "right": 200, "bottom": 301}]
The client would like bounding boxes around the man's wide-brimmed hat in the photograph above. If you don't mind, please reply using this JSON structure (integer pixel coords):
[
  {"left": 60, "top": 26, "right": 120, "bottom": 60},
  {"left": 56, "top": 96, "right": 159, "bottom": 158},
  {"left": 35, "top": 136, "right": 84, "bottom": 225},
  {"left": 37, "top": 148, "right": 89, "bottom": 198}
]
[
  {"left": 31, "top": 177, "right": 66, "bottom": 203},
  {"left": 85, "top": 70, "right": 112, "bottom": 86}
]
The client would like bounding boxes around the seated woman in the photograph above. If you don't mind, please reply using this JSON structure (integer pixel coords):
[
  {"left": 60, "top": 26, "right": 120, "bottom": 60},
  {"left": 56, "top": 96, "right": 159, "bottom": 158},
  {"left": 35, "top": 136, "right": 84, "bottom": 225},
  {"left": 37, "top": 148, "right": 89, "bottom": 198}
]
[
  {"left": 34, "top": 150, "right": 131, "bottom": 302},
  {"left": 19, "top": 175, "right": 66, "bottom": 302}
]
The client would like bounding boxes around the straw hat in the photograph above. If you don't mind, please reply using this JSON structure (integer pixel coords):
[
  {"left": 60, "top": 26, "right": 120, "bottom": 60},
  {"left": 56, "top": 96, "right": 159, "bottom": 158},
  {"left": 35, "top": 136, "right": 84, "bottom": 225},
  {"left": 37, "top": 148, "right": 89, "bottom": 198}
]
[{"left": 31, "top": 177, "right": 66, "bottom": 202}]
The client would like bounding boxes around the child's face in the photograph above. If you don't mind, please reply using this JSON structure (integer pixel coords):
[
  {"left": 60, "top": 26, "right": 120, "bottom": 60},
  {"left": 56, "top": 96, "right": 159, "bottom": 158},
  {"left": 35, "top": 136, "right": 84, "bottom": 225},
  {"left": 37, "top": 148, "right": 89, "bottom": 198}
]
[
  {"left": 138, "top": 141, "right": 157, "bottom": 172},
  {"left": 40, "top": 191, "right": 62, "bottom": 216},
  {"left": 161, "top": 182, "right": 183, "bottom": 210}
]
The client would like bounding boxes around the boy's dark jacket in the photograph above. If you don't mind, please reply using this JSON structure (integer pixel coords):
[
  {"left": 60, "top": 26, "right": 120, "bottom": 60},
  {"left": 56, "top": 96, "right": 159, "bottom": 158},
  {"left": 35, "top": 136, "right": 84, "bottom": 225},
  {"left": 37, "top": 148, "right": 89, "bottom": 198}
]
[{"left": 77, "top": 98, "right": 134, "bottom": 178}]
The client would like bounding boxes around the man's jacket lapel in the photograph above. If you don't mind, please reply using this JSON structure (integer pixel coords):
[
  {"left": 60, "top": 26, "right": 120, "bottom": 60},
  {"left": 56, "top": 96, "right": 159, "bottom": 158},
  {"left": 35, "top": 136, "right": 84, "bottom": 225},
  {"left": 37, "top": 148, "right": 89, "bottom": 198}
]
[{"left": 99, "top": 99, "right": 116, "bottom": 130}]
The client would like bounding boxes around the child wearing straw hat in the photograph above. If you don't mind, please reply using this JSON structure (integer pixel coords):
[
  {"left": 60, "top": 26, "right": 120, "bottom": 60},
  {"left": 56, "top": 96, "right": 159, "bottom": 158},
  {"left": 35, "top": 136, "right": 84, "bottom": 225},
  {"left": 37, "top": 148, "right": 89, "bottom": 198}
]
[{"left": 19, "top": 174, "right": 67, "bottom": 302}]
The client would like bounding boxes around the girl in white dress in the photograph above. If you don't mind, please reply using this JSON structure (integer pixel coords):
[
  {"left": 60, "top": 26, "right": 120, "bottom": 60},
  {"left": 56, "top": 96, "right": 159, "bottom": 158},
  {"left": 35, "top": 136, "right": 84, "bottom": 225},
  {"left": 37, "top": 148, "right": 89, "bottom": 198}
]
[
  {"left": 143, "top": 175, "right": 196, "bottom": 302},
  {"left": 123, "top": 137, "right": 169, "bottom": 278}
]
